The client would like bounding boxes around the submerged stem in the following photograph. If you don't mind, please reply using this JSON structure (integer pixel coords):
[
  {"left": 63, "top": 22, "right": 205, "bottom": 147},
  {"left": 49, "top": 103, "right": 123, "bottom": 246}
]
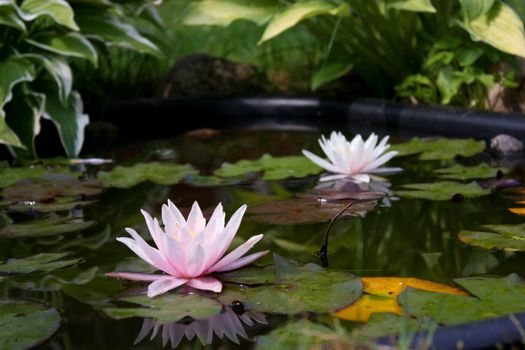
[{"left": 318, "top": 201, "right": 354, "bottom": 268}]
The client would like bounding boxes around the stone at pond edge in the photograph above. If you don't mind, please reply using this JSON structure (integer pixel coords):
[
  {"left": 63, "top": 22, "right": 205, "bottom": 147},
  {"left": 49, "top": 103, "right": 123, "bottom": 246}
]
[
  {"left": 391, "top": 137, "right": 485, "bottom": 160},
  {"left": 459, "top": 223, "right": 525, "bottom": 251},
  {"left": 396, "top": 181, "right": 490, "bottom": 201},
  {"left": 0, "top": 252, "right": 82, "bottom": 275},
  {"left": 0, "top": 299, "right": 61, "bottom": 350}
]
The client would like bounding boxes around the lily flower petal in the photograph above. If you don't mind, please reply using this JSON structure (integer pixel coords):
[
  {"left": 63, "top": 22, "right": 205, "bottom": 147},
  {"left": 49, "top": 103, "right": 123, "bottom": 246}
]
[
  {"left": 187, "top": 277, "right": 222, "bottom": 293},
  {"left": 148, "top": 277, "right": 188, "bottom": 298},
  {"left": 207, "top": 234, "right": 264, "bottom": 273}
]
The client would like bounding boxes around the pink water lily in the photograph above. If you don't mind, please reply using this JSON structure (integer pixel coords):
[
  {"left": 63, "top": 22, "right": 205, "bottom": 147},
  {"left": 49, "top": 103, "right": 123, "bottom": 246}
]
[
  {"left": 107, "top": 201, "right": 268, "bottom": 297},
  {"left": 302, "top": 131, "right": 401, "bottom": 183}
]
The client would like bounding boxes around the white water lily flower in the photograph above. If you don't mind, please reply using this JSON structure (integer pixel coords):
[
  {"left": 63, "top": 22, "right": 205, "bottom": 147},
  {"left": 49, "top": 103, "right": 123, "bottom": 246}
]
[
  {"left": 302, "top": 131, "right": 401, "bottom": 183},
  {"left": 107, "top": 201, "right": 268, "bottom": 297}
]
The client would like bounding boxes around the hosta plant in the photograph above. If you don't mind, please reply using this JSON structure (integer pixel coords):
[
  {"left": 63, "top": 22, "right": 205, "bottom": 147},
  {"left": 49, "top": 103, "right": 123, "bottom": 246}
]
[{"left": 0, "top": 0, "right": 161, "bottom": 158}]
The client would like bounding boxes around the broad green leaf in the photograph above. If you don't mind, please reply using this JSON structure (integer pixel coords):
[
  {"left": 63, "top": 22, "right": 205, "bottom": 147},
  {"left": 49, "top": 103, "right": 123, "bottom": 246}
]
[
  {"left": 4, "top": 90, "right": 44, "bottom": 157},
  {"left": 182, "top": 0, "right": 278, "bottom": 27},
  {"left": 389, "top": 0, "right": 437, "bottom": 13},
  {"left": 103, "top": 294, "right": 222, "bottom": 323},
  {"left": 0, "top": 217, "right": 96, "bottom": 238},
  {"left": 459, "top": 1, "right": 525, "bottom": 58},
  {"left": 35, "top": 55, "right": 72, "bottom": 101},
  {"left": 459, "top": 0, "right": 495, "bottom": 20},
  {"left": 351, "top": 313, "right": 436, "bottom": 341},
  {"left": 98, "top": 162, "right": 198, "bottom": 188},
  {"left": 7, "top": 199, "right": 96, "bottom": 213},
  {"left": 76, "top": 12, "right": 160, "bottom": 56},
  {"left": 395, "top": 74, "right": 438, "bottom": 104},
  {"left": 400, "top": 274, "right": 525, "bottom": 325},
  {"left": 217, "top": 265, "right": 277, "bottom": 285},
  {"left": 0, "top": 57, "right": 35, "bottom": 110},
  {"left": 0, "top": 164, "right": 72, "bottom": 188},
  {"left": 435, "top": 163, "right": 507, "bottom": 180},
  {"left": 215, "top": 154, "right": 322, "bottom": 180},
  {"left": 259, "top": 1, "right": 349, "bottom": 44},
  {"left": 20, "top": 0, "right": 79, "bottom": 30},
  {"left": 43, "top": 90, "right": 89, "bottom": 157},
  {"left": 223, "top": 255, "right": 362, "bottom": 315},
  {"left": 257, "top": 319, "right": 356, "bottom": 349},
  {"left": 26, "top": 33, "right": 98, "bottom": 66},
  {"left": 436, "top": 66, "right": 474, "bottom": 104},
  {"left": 396, "top": 181, "right": 490, "bottom": 200},
  {"left": 0, "top": 252, "right": 81, "bottom": 274},
  {"left": 505, "top": 0, "right": 525, "bottom": 21},
  {"left": 311, "top": 61, "right": 353, "bottom": 91},
  {"left": 456, "top": 46, "right": 484, "bottom": 67},
  {"left": 0, "top": 299, "right": 61, "bottom": 350},
  {"left": 0, "top": 3, "right": 26, "bottom": 31},
  {"left": 459, "top": 223, "right": 525, "bottom": 251},
  {"left": 0, "top": 116, "right": 23, "bottom": 148},
  {"left": 391, "top": 137, "right": 485, "bottom": 160}
]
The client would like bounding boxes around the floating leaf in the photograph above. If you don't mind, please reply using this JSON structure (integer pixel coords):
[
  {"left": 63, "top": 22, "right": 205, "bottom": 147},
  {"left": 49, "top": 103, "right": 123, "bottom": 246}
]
[
  {"left": 337, "top": 277, "right": 468, "bottom": 322},
  {"left": 103, "top": 293, "right": 222, "bottom": 324},
  {"left": 391, "top": 137, "right": 485, "bottom": 160},
  {"left": 248, "top": 198, "right": 376, "bottom": 224},
  {"left": 435, "top": 163, "right": 507, "bottom": 180},
  {"left": 0, "top": 217, "right": 96, "bottom": 238},
  {"left": 350, "top": 313, "right": 434, "bottom": 340},
  {"left": 0, "top": 252, "right": 81, "bottom": 275},
  {"left": 256, "top": 319, "right": 357, "bottom": 350},
  {"left": 216, "top": 265, "right": 276, "bottom": 285},
  {"left": 6, "top": 199, "right": 96, "bottom": 213},
  {"left": 0, "top": 299, "right": 61, "bottom": 350},
  {"left": 396, "top": 181, "right": 490, "bottom": 200},
  {"left": 214, "top": 154, "right": 322, "bottom": 181},
  {"left": 98, "top": 162, "right": 198, "bottom": 188},
  {"left": 182, "top": 174, "right": 250, "bottom": 187},
  {"left": 459, "top": 223, "right": 525, "bottom": 251},
  {"left": 400, "top": 274, "right": 525, "bottom": 325},
  {"left": 220, "top": 255, "right": 362, "bottom": 315}
]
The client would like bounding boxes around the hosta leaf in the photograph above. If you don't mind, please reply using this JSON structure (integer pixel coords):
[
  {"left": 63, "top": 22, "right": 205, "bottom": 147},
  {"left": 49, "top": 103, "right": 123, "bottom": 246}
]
[
  {"left": 215, "top": 154, "right": 322, "bottom": 180},
  {"left": 103, "top": 293, "right": 222, "bottom": 323},
  {"left": 0, "top": 57, "right": 35, "bottom": 110},
  {"left": 43, "top": 90, "right": 89, "bottom": 157},
  {"left": 391, "top": 137, "right": 485, "bottom": 160},
  {"left": 259, "top": 1, "right": 349, "bottom": 44},
  {"left": 0, "top": 252, "right": 81, "bottom": 275},
  {"left": 20, "top": 0, "right": 79, "bottom": 30},
  {"left": 98, "top": 162, "right": 198, "bottom": 188},
  {"left": 458, "top": 223, "right": 525, "bottom": 251},
  {"left": 396, "top": 181, "right": 490, "bottom": 200},
  {"left": 435, "top": 163, "right": 507, "bottom": 180},
  {"left": 0, "top": 3, "right": 26, "bottom": 31},
  {"left": 0, "top": 217, "right": 96, "bottom": 238},
  {"left": 400, "top": 274, "right": 525, "bottom": 325},
  {"left": 459, "top": 0, "right": 495, "bottom": 20},
  {"left": 389, "top": 0, "right": 437, "bottom": 13},
  {"left": 26, "top": 33, "right": 98, "bottom": 66},
  {"left": 311, "top": 61, "right": 353, "bottom": 91},
  {"left": 0, "top": 299, "right": 61, "bottom": 350},
  {"left": 182, "top": 0, "right": 278, "bottom": 27},
  {"left": 458, "top": 0, "right": 525, "bottom": 58}
]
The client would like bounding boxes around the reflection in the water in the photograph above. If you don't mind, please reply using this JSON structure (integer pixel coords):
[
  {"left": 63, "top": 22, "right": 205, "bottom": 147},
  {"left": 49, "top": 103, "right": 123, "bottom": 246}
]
[{"left": 134, "top": 306, "right": 267, "bottom": 348}]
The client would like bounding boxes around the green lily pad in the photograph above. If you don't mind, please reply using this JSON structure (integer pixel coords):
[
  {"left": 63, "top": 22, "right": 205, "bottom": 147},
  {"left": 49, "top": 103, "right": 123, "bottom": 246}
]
[
  {"left": 98, "top": 162, "right": 198, "bottom": 188},
  {"left": 459, "top": 224, "right": 525, "bottom": 251},
  {"left": 214, "top": 154, "right": 322, "bottom": 180},
  {"left": 6, "top": 199, "right": 96, "bottom": 213},
  {"left": 182, "top": 174, "right": 250, "bottom": 187},
  {"left": 351, "top": 313, "right": 435, "bottom": 340},
  {"left": 0, "top": 299, "right": 61, "bottom": 350},
  {"left": 256, "top": 319, "right": 357, "bottom": 350},
  {"left": 435, "top": 163, "right": 507, "bottom": 180},
  {"left": 102, "top": 293, "right": 222, "bottom": 323},
  {"left": 0, "top": 252, "right": 82, "bottom": 275},
  {"left": 221, "top": 255, "right": 362, "bottom": 315},
  {"left": 396, "top": 181, "right": 490, "bottom": 200},
  {"left": 399, "top": 274, "right": 525, "bottom": 325},
  {"left": 391, "top": 137, "right": 485, "bottom": 160},
  {"left": 0, "top": 217, "right": 96, "bottom": 238},
  {"left": 216, "top": 265, "right": 277, "bottom": 285}
]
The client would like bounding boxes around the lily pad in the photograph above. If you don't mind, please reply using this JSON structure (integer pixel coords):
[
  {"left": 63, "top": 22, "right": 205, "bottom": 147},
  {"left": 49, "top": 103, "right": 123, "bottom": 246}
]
[
  {"left": 458, "top": 224, "right": 525, "bottom": 251},
  {"left": 351, "top": 313, "right": 435, "bottom": 341},
  {"left": 183, "top": 174, "right": 250, "bottom": 187},
  {"left": 0, "top": 299, "right": 61, "bottom": 350},
  {"left": 248, "top": 199, "right": 377, "bottom": 225},
  {"left": 435, "top": 163, "right": 507, "bottom": 180},
  {"left": 0, "top": 217, "right": 96, "bottom": 238},
  {"left": 0, "top": 164, "right": 73, "bottom": 188},
  {"left": 222, "top": 255, "right": 362, "bottom": 315},
  {"left": 256, "top": 319, "right": 357, "bottom": 350},
  {"left": 391, "top": 137, "right": 485, "bottom": 160},
  {"left": 217, "top": 265, "right": 277, "bottom": 285},
  {"left": 103, "top": 293, "right": 222, "bottom": 323},
  {"left": 400, "top": 274, "right": 525, "bottom": 325},
  {"left": 0, "top": 252, "right": 82, "bottom": 275},
  {"left": 214, "top": 154, "right": 322, "bottom": 180},
  {"left": 396, "top": 181, "right": 490, "bottom": 200},
  {"left": 98, "top": 162, "right": 198, "bottom": 188},
  {"left": 6, "top": 199, "right": 96, "bottom": 213}
]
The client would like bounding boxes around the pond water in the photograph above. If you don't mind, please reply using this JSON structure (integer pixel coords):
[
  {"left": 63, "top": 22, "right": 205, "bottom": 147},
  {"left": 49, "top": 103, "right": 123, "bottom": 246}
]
[{"left": 1, "top": 129, "right": 525, "bottom": 349}]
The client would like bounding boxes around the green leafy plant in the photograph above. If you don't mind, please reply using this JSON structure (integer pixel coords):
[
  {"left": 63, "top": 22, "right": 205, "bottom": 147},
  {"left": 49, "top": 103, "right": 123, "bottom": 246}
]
[{"left": 0, "top": 0, "right": 161, "bottom": 158}]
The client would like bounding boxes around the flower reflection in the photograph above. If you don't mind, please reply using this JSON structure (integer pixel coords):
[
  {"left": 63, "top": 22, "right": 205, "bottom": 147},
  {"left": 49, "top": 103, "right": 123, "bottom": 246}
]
[{"left": 134, "top": 306, "right": 267, "bottom": 348}]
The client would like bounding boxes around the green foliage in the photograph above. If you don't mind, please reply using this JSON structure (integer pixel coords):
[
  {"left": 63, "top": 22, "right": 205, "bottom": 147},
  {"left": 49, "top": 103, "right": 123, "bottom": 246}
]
[
  {"left": 459, "top": 223, "right": 525, "bottom": 251},
  {"left": 396, "top": 181, "right": 491, "bottom": 200},
  {"left": 0, "top": 0, "right": 161, "bottom": 158},
  {"left": 0, "top": 252, "right": 81, "bottom": 274},
  {"left": 391, "top": 137, "right": 486, "bottom": 160}
]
